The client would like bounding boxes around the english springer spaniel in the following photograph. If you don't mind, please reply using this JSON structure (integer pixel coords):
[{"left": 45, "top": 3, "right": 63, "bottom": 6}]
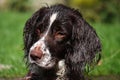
[{"left": 23, "top": 4, "right": 101, "bottom": 80}]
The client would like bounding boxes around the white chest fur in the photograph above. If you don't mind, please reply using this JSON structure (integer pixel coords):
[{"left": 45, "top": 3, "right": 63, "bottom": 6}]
[{"left": 56, "top": 60, "right": 68, "bottom": 80}]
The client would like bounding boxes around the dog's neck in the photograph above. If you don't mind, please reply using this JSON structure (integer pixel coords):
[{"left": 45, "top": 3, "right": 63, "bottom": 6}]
[
  {"left": 43, "top": 59, "right": 67, "bottom": 80},
  {"left": 56, "top": 59, "right": 67, "bottom": 80}
]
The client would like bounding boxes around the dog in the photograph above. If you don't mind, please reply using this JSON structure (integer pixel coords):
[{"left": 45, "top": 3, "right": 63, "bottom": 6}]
[{"left": 23, "top": 4, "right": 101, "bottom": 80}]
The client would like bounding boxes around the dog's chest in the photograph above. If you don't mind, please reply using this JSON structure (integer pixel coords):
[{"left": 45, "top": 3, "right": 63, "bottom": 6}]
[{"left": 56, "top": 60, "right": 68, "bottom": 80}]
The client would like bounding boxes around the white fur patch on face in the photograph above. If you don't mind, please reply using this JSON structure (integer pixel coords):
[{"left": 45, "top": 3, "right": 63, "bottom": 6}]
[
  {"left": 44, "top": 12, "right": 58, "bottom": 37},
  {"left": 29, "top": 13, "right": 58, "bottom": 68}
]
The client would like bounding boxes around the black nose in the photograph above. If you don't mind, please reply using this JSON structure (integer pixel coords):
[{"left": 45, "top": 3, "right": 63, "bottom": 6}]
[{"left": 30, "top": 46, "right": 43, "bottom": 61}]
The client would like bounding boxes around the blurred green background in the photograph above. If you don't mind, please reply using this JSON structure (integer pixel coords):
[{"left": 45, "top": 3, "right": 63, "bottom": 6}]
[{"left": 0, "top": 0, "right": 120, "bottom": 79}]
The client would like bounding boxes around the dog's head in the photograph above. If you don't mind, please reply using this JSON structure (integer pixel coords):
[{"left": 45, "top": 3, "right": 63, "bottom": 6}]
[{"left": 24, "top": 4, "right": 101, "bottom": 73}]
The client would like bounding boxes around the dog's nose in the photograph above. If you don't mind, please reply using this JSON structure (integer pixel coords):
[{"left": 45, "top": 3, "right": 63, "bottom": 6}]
[{"left": 30, "top": 46, "right": 43, "bottom": 61}]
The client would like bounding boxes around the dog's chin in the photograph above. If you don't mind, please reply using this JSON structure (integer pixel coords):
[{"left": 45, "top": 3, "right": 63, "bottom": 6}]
[
  {"left": 30, "top": 59, "right": 57, "bottom": 69},
  {"left": 37, "top": 60, "right": 57, "bottom": 69}
]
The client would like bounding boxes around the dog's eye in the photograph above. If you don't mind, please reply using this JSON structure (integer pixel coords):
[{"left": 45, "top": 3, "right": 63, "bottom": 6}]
[
  {"left": 55, "top": 31, "right": 66, "bottom": 40},
  {"left": 36, "top": 28, "right": 42, "bottom": 37}
]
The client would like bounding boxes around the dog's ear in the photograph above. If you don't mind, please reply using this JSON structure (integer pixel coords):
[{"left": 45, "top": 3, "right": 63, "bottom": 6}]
[
  {"left": 23, "top": 7, "right": 49, "bottom": 58},
  {"left": 65, "top": 10, "right": 101, "bottom": 79}
]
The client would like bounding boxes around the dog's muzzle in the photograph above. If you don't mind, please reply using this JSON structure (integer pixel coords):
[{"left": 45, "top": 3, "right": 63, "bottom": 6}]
[{"left": 28, "top": 40, "right": 57, "bottom": 69}]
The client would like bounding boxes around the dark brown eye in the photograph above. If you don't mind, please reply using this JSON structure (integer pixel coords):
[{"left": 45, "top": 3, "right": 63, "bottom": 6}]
[
  {"left": 55, "top": 31, "right": 66, "bottom": 40},
  {"left": 36, "top": 29, "right": 41, "bottom": 36}
]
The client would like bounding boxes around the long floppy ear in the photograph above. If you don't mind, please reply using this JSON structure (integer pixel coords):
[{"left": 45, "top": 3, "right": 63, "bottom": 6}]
[
  {"left": 65, "top": 10, "right": 101, "bottom": 79},
  {"left": 23, "top": 7, "right": 49, "bottom": 60}
]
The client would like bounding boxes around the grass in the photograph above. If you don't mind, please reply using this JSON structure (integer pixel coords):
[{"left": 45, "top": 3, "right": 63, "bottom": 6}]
[
  {"left": 0, "top": 11, "right": 31, "bottom": 78},
  {"left": 89, "top": 22, "right": 120, "bottom": 76},
  {"left": 0, "top": 11, "right": 120, "bottom": 78}
]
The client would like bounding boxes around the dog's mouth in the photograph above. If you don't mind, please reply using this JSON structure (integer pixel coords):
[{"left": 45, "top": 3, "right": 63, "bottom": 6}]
[{"left": 29, "top": 53, "right": 57, "bottom": 69}]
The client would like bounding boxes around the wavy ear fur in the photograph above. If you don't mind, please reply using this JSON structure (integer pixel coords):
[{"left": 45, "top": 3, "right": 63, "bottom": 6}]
[
  {"left": 23, "top": 7, "right": 49, "bottom": 59},
  {"left": 65, "top": 10, "right": 101, "bottom": 79}
]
